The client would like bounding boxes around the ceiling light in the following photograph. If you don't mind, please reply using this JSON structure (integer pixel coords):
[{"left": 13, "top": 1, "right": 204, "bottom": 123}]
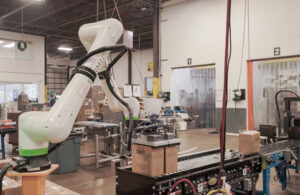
[
  {"left": 0, "top": 40, "right": 4, "bottom": 44},
  {"left": 3, "top": 42, "right": 15, "bottom": 48},
  {"left": 58, "top": 46, "right": 72, "bottom": 52},
  {"left": 141, "top": 7, "right": 147, "bottom": 11}
]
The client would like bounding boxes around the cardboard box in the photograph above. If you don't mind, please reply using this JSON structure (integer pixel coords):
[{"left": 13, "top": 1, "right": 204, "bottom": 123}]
[
  {"left": 84, "top": 98, "right": 93, "bottom": 110},
  {"left": 132, "top": 144, "right": 164, "bottom": 177},
  {"left": 86, "top": 86, "right": 105, "bottom": 106},
  {"left": 91, "top": 86, "right": 104, "bottom": 100},
  {"left": 75, "top": 105, "right": 86, "bottom": 122},
  {"left": 164, "top": 145, "right": 178, "bottom": 174},
  {"left": 2, "top": 176, "right": 21, "bottom": 195},
  {"left": 239, "top": 130, "right": 260, "bottom": 155},
  {"left": 7, "top": 112, "right": 22, "bottom": 145}
]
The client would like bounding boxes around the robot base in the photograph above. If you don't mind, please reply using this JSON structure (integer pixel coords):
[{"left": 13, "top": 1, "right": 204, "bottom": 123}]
[{"left": 12, "top": 155, "right": 51, "bottom": 172}]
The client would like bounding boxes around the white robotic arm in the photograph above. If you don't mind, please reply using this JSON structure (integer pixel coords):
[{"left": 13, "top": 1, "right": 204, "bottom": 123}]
[{"left": 18, "top": 18, "right": 139, "bottom": 160}]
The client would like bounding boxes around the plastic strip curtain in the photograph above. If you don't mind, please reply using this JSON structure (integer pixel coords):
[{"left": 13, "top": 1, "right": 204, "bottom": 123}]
[
  {"left": 171, "top": 66, "right": 216, "bottom": 128},
  {"left": 253, "top": 59, "right": 300, "bottom": 130}
]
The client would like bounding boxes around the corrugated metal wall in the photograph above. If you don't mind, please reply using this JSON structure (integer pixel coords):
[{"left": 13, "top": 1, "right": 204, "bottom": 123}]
[{"left": 172, "top": 66, "right": 216, "bottom": 128}]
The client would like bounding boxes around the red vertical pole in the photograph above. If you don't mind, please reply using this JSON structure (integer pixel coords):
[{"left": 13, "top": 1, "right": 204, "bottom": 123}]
[{"left": 218, "top": 0, "right": 231, "bottom": 188}]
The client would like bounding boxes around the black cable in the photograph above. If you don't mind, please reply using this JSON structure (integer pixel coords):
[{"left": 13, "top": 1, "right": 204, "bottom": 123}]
[
  {"left": 56, "top": 45, "right": 132, "bottom": 154},
  {"left": 231, "top": 188, "right": 247, "bottom": 195},
  {"left": 95, "top": 46, "right": 134, "bottom": 152},
  {"left": 236, "top": 0, "right": 247, "bottom": 89},
  {"left": 77, "top": 45, "right": 127, "bottom": 67},
  {"left": 105, "top": 77, "right": 134, "bottom": 151},
  {"left": 0, "top": 163, "right": 12, "bottom": 194},
  {"left": 76, "top": 45, "right": 135, "bottom": 152},
  {"left": 109, "top": 53, "right": 116, "bottom": 79},
  {"left": 48, "top": 141, "right": 64, "bottom": 154},
  {"left": 275, "top": 90, "right": 299, "bottom": 135}
]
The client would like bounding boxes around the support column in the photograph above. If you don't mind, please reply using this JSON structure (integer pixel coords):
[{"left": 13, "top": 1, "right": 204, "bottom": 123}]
[
  {"left": 128, "top": 49, "right": 132, "bottom": 84},
  {"left": 153, "top": 0, "right": 160, "bottom": 99},
  {"left": 44, "top": 36, "right": 48, "bottom": 103},
  {"left": 263, "top": 168, "right": 270, "bottom": 195}
]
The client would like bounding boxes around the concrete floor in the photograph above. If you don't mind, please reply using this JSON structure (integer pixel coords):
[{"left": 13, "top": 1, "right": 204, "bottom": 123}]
[{"left": 47, "top": 129, "right": 300, "bottom": 195}]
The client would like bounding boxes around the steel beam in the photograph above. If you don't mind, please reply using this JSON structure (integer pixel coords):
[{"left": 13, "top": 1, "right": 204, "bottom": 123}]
[{"left": 0, "top": 2, "right": 33, "bottom": 20}]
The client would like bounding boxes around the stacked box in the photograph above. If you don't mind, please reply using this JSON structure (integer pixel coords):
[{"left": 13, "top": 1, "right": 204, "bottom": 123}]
[
  {"left": 7, "top": 112, "right": 22, "bottom": 146},
  {"left": 132, "top": 144, "right": 179, "bottom": 177},
  {"left": 75, "top": 105, "right": 86, "bottom": 122},
  {"left": 164, "top": 145, "right": 178, "bottom": 173},
  {"left": 132, "top": 144, "right": 164, "bottom": 177}
]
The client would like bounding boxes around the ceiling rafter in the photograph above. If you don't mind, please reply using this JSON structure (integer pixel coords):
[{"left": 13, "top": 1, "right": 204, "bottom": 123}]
[{"left": 0, "top": 0, "right": 169, "bottom": 59}]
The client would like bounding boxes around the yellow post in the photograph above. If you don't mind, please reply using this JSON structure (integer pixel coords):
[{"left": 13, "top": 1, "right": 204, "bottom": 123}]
[
  {"left": 153, "top": 77, "right": 159, "bottom": 99},
  {"left": 44, "top": 85, "right": 47, "bottom": 103}
]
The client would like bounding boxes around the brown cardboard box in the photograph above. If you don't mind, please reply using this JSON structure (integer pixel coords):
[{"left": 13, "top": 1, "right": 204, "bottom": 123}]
[
  {"left": 164, "top": 145, "right": 178, "bottom": 174},
  {"left": 76, "top": 105, "right": 86, "bottom": 122},
  {"left": 84, "top": 98, "right": 93, "bottom": 110},
  {"left": 91, "top": 86, "right": 104, "bottom": 99},
  {"left": 2, "top": 176, "right": 21, "bottom": 195},
  {"left": 7, "top": 112, "right": 22, "bottom": 145},
  {"left": 239, "top": 130, "right": 260, "bottom": 155},
  {"left": 132, "top": 144, "right": 164, "bottom": 177}
]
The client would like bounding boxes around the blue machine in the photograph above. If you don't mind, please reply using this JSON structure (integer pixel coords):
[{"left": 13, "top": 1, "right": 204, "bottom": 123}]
[{"left": 257, "top": 147, "right": 299, "bottom": 195}]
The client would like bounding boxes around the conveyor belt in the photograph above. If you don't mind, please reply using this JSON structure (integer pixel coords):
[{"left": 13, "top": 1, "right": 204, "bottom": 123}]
[
  {"left": 260, "top": 140, "right": 300, "bottom": 154},
  {"left": 177, "top": 140, "right": 300, "bottom": 172},
  {"left": 178, "top": 151, "right": 237, "bottom": 171}
]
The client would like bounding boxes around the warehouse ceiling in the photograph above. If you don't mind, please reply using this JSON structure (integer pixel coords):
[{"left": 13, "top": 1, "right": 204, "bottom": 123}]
[{"left": 0, "top": 0, "right": 166, "bottom": 60}]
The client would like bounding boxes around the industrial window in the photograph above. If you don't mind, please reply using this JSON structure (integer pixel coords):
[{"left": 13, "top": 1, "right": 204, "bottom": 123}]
[
  {"left": 0, "top": 83, "right": 38, "bottom": 104},
  {"left": 46, "top": 66, "right": 68, "bottom": 100},
  {"left": 145, "top": 77, "right": 153, "bottom": 96}
]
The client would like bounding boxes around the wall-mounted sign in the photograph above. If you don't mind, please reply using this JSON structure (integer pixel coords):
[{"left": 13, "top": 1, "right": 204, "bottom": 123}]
[
  {"left": 274, "top": 47, "right": 280, "bottom": 56},
  {"left": 132, "top": 85, "right": 141, "bottom": 98},
  {"left": 147, "top": 62, "right": 153, "bottom": 72}
]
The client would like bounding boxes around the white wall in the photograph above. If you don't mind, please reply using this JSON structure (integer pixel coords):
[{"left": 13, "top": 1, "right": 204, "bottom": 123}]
[
  {"left": 0, "top": 30, "right": 45, "bottom": 103},
  {"left": 47, "top": 57, "right": 78, "bottom": 67},
  {"left": 104, "top": 49, "right": 154, "bottom": 95},
  {"left": 50, "top": 49, "right": 153, "bottom": 97},
  {"left": 161, "top": 0, "right": 300, "bottom": 108}
]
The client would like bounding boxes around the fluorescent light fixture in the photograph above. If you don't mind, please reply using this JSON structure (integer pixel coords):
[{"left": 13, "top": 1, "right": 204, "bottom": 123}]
[
  {"left": 58, "top": 46, "right": 72, "bottom": 52},
  {"left": 3, "top": 42, "right": 15, "bottom": 48},
  {"left": 0, "top": 40, "right": 4, "bottom": 44}
]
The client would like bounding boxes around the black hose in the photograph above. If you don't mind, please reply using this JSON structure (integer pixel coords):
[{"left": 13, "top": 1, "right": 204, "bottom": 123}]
[
  {"left": 77, "top": 44, "right": 134, "bottom": 152},
  {"left": 77, "top": 45, "right": 128, "bottom": 66},
  {"left": 231, "top": 188, "right": 247, "bottom": 194},
  {"left": 0, "top": 163, "right": 12, "bottom": 194},
  {"left": 106, "top": 77, "right": 134, "bottom": 151},
  {"left": 48, "top": 141, "right": 64, "bottom": 154},
  {"left": 275, "top": 90, "right": 299, "bottom": 135}
]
